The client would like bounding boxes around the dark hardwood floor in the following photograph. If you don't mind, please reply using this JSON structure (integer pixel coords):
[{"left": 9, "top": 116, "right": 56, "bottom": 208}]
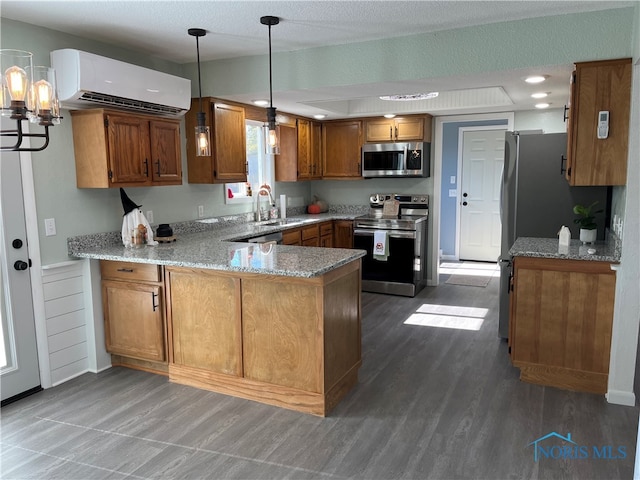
[{"left": 2, "top": 272, "right": 637, "bottom": 479}]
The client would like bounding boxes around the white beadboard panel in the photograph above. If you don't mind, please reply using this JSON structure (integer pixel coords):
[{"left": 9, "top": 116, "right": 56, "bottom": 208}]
[
  {"left": 48, "top": 326, "right": 87, "bottom": 353},
  {"left": 47, "top": 310, "right": 86, "bottom": 336},
  {"left": 44, "top": 292, "right": 84, "bottom": 319},
  {"left": 43, "top": 275, "right": 84, "bottom": 301},
  {"left": 41, "top": 260, "right": 90, "bottom": 388},
  {"left": 50, "top": 359, "right": 90, "bottom": 387},
  {"left": 49, "top": 342, "right": 88, "bottom": 371}
]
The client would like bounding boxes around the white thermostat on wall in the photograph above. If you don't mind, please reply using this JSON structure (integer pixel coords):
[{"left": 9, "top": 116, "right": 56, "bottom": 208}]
[{"left": 597, "top": 110, "right": 609, "bottom": 139}]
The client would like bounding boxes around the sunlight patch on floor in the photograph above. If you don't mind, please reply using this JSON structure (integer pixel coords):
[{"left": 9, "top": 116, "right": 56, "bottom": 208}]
[{"left": 404, "top": 303, "right": 488, "bottom": 331}]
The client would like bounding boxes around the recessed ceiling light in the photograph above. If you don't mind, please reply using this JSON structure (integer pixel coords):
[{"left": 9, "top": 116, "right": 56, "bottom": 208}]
[
  {"left": 253, "top": 99, "right": 269, "bottom": 107},
  {"left": 535, "top": 103, "right": 550, "bottom": 109},
  {"left": 383, "top": 114, "right": 396, "bottom": 118},
  {"left": 531, "top": 92, "right": 548, "bottom": 99},
  {"left": 379, "top": 92, "right": 439, "bottom": 101},
  {"left": 525, "top": 75, "right": 547, "bottom": 84},
  {"left": 313, "top": 114, "right": 327, "bottom": 120}
]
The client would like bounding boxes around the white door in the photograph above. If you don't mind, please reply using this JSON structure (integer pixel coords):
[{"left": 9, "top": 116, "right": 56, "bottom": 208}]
[
  {"left": 0, "top": 143, "right": 41, "bottom": 403},
  {"left": 459, "top": 129, "right": 505, "bottom": 262}
]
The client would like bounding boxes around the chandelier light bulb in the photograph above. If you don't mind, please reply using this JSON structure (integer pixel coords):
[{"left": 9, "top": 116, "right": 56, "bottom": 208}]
[{"left": 5, "top": 65, "right": 28, "bottom": 102}]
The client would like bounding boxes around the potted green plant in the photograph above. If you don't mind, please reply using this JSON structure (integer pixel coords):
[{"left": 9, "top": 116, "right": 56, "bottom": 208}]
[{"left": 573, "top": 201, "right": 603, "bottom": 244}]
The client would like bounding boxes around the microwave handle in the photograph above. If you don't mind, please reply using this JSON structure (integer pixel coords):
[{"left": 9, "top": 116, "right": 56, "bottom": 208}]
[{"left": 402, "top": 146, "right": 408, "bottom": 171}]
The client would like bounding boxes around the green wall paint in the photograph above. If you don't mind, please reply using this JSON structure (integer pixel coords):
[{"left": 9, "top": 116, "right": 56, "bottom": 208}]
[{"left": 1, "top": 8, "right": 635, "bottom": 265}]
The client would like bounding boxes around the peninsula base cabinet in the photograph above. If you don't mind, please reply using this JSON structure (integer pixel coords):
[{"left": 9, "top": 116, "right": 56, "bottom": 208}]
[
  {"left": 165, "top": 260, "right": 362, "bottom": 416},
  {"left": 509, "top": 257, "right": 616, "bottom": 394},
  {"left": 100, "top": 261, "right": 168, "bottom": 374}
]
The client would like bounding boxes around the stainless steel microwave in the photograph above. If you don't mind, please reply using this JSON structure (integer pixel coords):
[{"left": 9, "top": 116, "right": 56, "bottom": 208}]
[{"left": 361, "top": 142, "right": 430, "bottom": 178}]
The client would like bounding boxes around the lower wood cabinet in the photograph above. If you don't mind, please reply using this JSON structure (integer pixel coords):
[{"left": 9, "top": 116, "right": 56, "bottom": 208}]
[
  {"left": 100, "top": 261, "right": 166, "bottom": 366},
  {"left": 509, "top": 256, "right": 616, "bottom": 394},
  {"left": 333, "top": 220, "right": 354, "bottom": 248},
  {"left": 166, "top": 268, "right": 242, "bottom": 376},
  {"left": 165, "top": 261, "right": 362, "bottom": 416}
]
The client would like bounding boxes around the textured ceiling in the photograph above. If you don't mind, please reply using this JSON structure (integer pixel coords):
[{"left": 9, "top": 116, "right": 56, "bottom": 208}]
[{"left": 1, "top": 1, "right": 635, "bottom": 118}]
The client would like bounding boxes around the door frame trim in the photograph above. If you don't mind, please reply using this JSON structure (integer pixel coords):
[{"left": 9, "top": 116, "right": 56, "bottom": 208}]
[
  {"left": 455, "top": 125, "right": 509, "bottom": 261},
  {"left": 432, "top": 113, "right": 514, "bottom": 286},
  {"left": 17, "top": 134, "right": 52, "bottom": 389}
]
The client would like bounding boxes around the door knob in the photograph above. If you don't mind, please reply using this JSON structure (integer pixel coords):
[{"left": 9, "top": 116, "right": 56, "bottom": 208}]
[
  {"left": 12, "top": 239, "right": 23, "bottom": 249},
  {"left": 462, "top": 201, "right": 468, "bottom": 206},
  {"left": 14, "top": 260, "right": 28, "bottom": 271},
  {"left": 463, "top": 193, "right": 468, "bottom": 198}
]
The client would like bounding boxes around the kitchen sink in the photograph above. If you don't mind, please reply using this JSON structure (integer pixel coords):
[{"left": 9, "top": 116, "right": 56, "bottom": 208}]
[{"left": 257, "top": 218, "right": 305, "bottom": 227}]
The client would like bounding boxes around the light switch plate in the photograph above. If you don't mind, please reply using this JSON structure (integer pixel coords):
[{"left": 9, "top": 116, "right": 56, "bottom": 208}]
[
  {"left": 448, "top": 189, "right": 457, "bottom": 198},
  {"left": 44, "top": 218, "right": 56, "bottom": 236},
  {"left": 198, "top": 205, "right": 204, "bottom": 218},
  {"left": 146, "top": 210, "right": 154, "bottom": 223},
  {"left": 450, "top": 176, "right": 456, "bottom": 184}
]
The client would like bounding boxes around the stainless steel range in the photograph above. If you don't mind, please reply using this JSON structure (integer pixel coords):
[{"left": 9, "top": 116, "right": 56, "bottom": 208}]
[{"left": 354, "top": 193, "right": 428, "bottom": 297}]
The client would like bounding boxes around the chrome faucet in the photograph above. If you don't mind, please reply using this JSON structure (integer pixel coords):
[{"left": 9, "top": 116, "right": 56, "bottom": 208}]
[{"left": 255, "top": 187, "right": 276, "bottom": 221}]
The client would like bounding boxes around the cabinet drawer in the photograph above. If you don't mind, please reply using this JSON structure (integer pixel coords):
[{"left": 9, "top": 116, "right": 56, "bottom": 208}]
[
  {"left": 319, "top": 222, "right": 333, "bottom": 237},
  {"left": 301, "top": 224, "right": 319, "bottom": 241},
  {"left": 101, "top": 260, "right": 162, "bottom": 283},
  {"left": 302, "top": 237, "right": 320, "bottom": 247}
]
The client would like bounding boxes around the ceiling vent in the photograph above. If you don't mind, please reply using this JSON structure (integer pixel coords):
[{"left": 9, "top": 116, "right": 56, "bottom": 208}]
[{"left": 50, "top": 49, "right": 191, "bottom": 116}]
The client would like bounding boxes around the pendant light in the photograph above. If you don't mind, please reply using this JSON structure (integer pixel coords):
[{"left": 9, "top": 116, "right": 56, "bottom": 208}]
[
  {"left": 188, "top": 28, "right": 211, "bottom": 157},
  {"left": 260, "top": 16, "right": 280, "bottom": 155}
]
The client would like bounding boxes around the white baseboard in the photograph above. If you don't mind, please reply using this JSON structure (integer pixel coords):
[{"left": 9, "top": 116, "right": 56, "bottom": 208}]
[
  {"left": 606, "top": 389, "right": 636, "bottom": 406},
  {"left": 51, "top": 368, "right": 90, "bottom": 387},
  {"left": 440, "top": 255, "right": 458, "bottom": 261}
]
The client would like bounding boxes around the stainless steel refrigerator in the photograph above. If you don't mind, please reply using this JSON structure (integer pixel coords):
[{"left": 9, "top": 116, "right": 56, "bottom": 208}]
[{"left": 498, "top": 131, "right": 609, "bottom": 338}]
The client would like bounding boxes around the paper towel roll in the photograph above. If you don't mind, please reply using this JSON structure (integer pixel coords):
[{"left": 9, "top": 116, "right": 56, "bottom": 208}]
[{"left": 280, "top": 194, "right": 287, "bottom": 219}]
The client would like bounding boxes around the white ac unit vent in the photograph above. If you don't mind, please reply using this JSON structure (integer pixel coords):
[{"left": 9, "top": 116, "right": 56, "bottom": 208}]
[{"left": 50, "top": 49, "right": 191, "bottom": 116}]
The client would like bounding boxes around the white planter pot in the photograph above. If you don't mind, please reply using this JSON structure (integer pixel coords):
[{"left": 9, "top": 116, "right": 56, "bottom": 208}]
[{"left": 579, "top": 228, "right": 597, "bottom": 244}]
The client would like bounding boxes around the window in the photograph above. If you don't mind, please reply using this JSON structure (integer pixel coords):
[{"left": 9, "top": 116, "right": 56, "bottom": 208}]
[{"left": 225, "top": 120, "right": 274, "bottom": 204}]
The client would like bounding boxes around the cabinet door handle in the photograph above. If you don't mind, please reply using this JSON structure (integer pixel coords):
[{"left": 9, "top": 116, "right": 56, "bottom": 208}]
[
  {"left": 152, "top": 292, "right": 159, "bottom": 312},
  {"left": 394, "top": 126, "right": 398, "bottom": 140},
  {"left": 560, "top": 155, "right": 567, "bottom": 175},
  {"left": 389, "top": 126, "right": 393, "bottom": 140},
  {"left": 117, "top": 268, "right": 134, "bottom": 273},
  {"left": 563, "top": 105, "right": 570, "bottom": 122},
  {"left": 245, "top": 161, "right": 249, "bottom": 175},
  {"left": 155, "top": 159, "right": 161, "bottom": 177},
  {"left": 144, "top": 158, "right": 149, "bottom": 177}
]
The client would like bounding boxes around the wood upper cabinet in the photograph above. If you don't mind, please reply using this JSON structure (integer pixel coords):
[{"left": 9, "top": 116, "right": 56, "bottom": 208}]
[
  {"left": 509, "top": 256, "right": 616, "bottom": 394},
  {"left": 333, "top": 220, "right": 354, "bottom": 248},
  {"left": 322, "top": 120, "right": 363, "bottom": 179},
  {"left": 150, "top": 120, "right": 182, "bottom": 183},
  {"left": 100, "top": 261, "right": 166, "bottom": 363},
  {"left": 297, "top": 119, "right": 322, "bottom": 180},
  {"left": 565, "top": 58, "right": 631, "bottom": 186},
  {"left": 186, "top": 98, "right": 247, "bottom": 184},
  {"left": 275, "top": 118, "right": 322, "bottom": 182},
  {"left": 71, "top": 109, "right": 182, "bottom": 188},
  {"left": 365, "top": 116, "right": 427, "bottom": 142}
]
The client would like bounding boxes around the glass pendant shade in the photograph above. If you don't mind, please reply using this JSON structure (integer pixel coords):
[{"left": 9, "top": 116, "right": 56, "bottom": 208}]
[
  {"left": 27, "top": 66, "right": 60, "bottom": 126},
  {"left": 195, "top": 112, "right": 211, "bottom": 156},
  {"left": 264, "top": 106, "right": 279, "bottom": 155},
  {"left": 1, "top": 49, "right": 33, "bottom": 119}
]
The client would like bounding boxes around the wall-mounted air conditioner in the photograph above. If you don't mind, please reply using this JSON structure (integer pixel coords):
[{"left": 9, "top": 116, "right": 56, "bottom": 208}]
[{"left": 50, "top": 49, "right": 191, "bottom": 116}]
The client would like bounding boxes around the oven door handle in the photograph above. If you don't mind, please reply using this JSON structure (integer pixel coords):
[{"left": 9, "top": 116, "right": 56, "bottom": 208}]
[{"left": 353, "top": 229, "right": 416, "bottom": 239}]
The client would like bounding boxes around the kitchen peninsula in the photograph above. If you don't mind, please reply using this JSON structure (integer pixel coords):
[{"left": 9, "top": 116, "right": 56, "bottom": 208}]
[
  {"left": 507, "top": 236, "right": 620, "bottom": 394},
  {"left": 69, "top": 215, "right": 365, "bottom": 416}
]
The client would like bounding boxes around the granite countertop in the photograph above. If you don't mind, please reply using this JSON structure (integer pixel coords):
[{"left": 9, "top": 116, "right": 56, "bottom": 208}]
[
  {"left": 68, "top": 212, "right": 366, "bottom": 278},
  {"left": 509, "top": 235, "right": 621, "bottom": 263}
]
